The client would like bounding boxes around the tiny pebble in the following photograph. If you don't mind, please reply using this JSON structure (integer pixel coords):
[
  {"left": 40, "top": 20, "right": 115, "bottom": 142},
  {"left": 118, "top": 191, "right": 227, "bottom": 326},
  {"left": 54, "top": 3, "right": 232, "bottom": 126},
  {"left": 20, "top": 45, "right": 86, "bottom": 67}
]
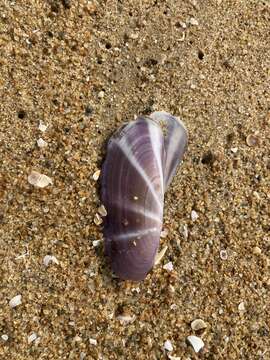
[
  {"left": 43, "top": 255, "right": 59, "bottom": 266},
  {"left": 117, "top": 314, "right": 136, "bottom": 324},
  {"left": 98, "top": 90, "right": 105, "bottom": 98},
  {"left": 89, "top": 338, "right": 97, "bottom": 345},
  {"left": 38, "top": 121, "right": 48, "bottom": 132},
  {"left": 220, "top": 249, "right": 228, "bottom": 260},
  {"left": 238, "top": 301, "right": 245, "bottom": 312},
  {"left": 9, "top": 294, "right": 22, "bottom": 308},
  {"left": 164, "top": 340, "right": 173, "bottom": 352},
  {"left": 37, "top": 138, "right": 47, "bottom": 148},
  {"left": 191, "top": 319, "right": 207, "bottom": 331},
  {"left": 94, "top": 213, "right": 103, "bottom": 225},
  {"left": 92, "top": 240, "right": 101, "bottom": 247},
  {"left": 98, "top": 205, "right": 107, "bottom": 217},
  {"left": 93, "top": 170, "right": 101, "bottom": 181},
  {"left": 168, "top": 356, "right": 181, "bottom": 360},
  {"left": 187, "top": 335, "right": 204, "bottom": 353},
  {"left": 80, "top": 352, "right": 86, "bottom": 360},
  {"left": 191, "top": 210, "right": 199, "bottom": 221},
  {"left": 28, "top": 171, "right": 53, "bottom": 188},
  {"left": 246, "top": 134, "right": 259, "bottom": 147},
  {"left": 28, "top": 332, "right": 37, "bottom": 344},
  {"left": 189, "top": 17, "right": 199, "bottom": 26},
  {"left": 252, "top": 246, "right": 261, "bottom": 255},
  {"left": 163, "top": 261, "right": 174, "bottom": 272},
  {"left": 230, "top": 147, "right": 238, "bottom": 153},
  {"left": 1, "top": 334, "right": 8, "bottom": 341}
]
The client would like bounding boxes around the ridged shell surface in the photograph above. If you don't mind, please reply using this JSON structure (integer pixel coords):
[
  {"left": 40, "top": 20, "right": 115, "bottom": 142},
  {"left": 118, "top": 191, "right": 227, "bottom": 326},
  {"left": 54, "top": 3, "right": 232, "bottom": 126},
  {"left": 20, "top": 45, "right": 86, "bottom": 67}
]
[{"left": 101, "top": 112, "right": 187, "bottom": 281}]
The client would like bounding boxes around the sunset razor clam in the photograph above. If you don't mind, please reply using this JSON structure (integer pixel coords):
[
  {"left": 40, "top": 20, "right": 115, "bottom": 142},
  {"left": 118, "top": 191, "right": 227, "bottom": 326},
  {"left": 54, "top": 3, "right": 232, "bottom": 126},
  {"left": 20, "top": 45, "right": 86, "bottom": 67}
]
[{"left": 101, "top": 111, "right": 188, "bottom": 281}]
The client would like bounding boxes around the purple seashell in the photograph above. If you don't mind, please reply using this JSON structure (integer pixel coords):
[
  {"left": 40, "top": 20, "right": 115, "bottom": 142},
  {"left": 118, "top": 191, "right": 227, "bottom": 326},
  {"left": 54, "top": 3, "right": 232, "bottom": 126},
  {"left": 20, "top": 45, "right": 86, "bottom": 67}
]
[{"left": 101, "top": 111, "right": 188, "bottom": 281}]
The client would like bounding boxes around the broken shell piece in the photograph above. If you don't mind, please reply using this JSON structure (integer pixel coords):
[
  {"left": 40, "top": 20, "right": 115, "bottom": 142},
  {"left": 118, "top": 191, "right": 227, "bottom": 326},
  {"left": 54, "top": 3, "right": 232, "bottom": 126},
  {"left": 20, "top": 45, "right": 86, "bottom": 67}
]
[
  {"left": 188, "top": 17, "right": 199, "bottom": 26},
  {"left": 117, "top": 314, "right": 136, "bottom": 325},
  {"left": 191, "top": 210, "right": 199, "bottom": 221},
  {"left": 154, "top": 245, "right": 168, "bottom": 265},
  {"left": 160, "top": 229, "right": 168, "bottom": 238},
  {"left": 187, "top": 335, "right": 204, "bottom": 353},
  {"left": 220, "top": 249, "right": 228, "bottom": 260},
  {"left": 93, "top": 170, "right": 101, "bottom": 181},
  {"left": 191, "top": 319, "right": 207, "bottom": 331},
  {"left": 37, "top": 138, "right": 47, "bottom": 148},
  {"left": 9, "top": 294, "right": 22, "bottom": 308},
  {"left": 43, "top": 255, "right": 59, "bottom": 266},
  {"left": 1, "top": 334, "right": 8, "bottom": 341},
  {"left": 94, "top": 213, "right": 103, "bottom": 225},
  {"left": 92, "top": 240, "right": 101, "bottom": 247},
  {"left": 238, "top": 301, "right": 245, "bottom": 313},
  {"left": 98, "top": 205, "right": 107, "bottom": 217},
  {"left": 89, "top": 338, "right": 97, "bottom": 346},
  {"left": 253, "top": 246, "right": 262, "bottom": 255},
  {"left": 246, "top": 134, "right": 259, "bottom": 147},
  {"left": 164, "top": 340, "right": 173, "bottom": 352},
  {"left": 28, "top": 332, "right": 37, "bottom": 344},
  {"left": 163, "top": 261, "right": 174, "bottom": 272},
  {"left": 38, "top": 121, "right": 48, "bottom": 132},
  {"left": 168, "top": 356, "right": 181, "bottom": 360},
  {"left": 28, "top": 171, "right": 52, "bottom": 188}
]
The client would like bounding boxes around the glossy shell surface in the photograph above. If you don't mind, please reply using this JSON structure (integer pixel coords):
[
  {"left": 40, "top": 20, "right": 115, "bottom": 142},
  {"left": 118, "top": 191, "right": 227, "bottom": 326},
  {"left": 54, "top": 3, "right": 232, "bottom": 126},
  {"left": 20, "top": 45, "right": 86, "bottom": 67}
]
[{"left": 101, "top": 111, "right": 187, "bottom": 281}]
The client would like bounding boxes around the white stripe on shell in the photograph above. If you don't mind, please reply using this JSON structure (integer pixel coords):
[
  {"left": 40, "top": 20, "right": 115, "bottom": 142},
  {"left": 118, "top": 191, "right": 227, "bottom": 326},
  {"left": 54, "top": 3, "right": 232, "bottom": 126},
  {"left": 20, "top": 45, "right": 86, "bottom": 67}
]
[
  {"left": 147, "top": 121, "right": 164, "bottom": 195},
  {"left": 112, "top": 136, "right": 163, "bottom": 212},
  {"left": 112, "top": 227, "right": 160, "bottom": 242}
]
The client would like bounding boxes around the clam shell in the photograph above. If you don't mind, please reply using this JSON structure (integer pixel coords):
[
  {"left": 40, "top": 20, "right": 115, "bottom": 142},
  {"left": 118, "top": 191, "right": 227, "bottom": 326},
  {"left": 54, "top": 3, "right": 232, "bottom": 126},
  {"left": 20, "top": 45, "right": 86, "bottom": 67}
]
[{"left": 101, "top": 112, "right": 187, "bottom": 281}]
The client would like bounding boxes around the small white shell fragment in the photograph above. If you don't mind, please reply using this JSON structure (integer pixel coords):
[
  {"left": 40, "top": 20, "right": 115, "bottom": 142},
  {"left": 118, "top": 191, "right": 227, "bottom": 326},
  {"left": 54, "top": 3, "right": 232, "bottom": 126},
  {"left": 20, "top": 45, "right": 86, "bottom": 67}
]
[
  {"left": 28, "top": 332, "right": 37, "bottom": 344},
  {"left": 80, "top": 352, "right": 86, "bottom": 360},
  {"left": 160, "top": 229, "right": 168, "bottom": 238},
  {"left": 117, "top": 314, "right": 136, "bottom": 325},
  {"left": 37, "top": 138, "right": 47, "bottom": 148},
  {"left": 38, "top": 121, "right": 48, "bottom": 132},
  {"left": 98, "top": 90, "right": 105, "bottom": 98},
  {"left": 187, "top": 335, "right": 204, "bottom": 353},
  {"left": 238, "top": 301, "right": 245, "bottom": 313},
  {"left": 191, "top": 319, "right": 207, "bottom": 331},
  {"left": 220, "top": 249, "right": 228, "bottom": 260},
  {"left": 164, "top": 340, "right": 173, "bottom": 352},
  {"left": 28, "top": 171, "right": 53, "bottom": 188},
  {"left": 43, "top": 255, "right": 59, "bottom": 266},
  {"left": 1, "top": 334, "right": 8, "bottom": 341},
  {"left": 163, "top": 261, "right": 174, "bottom": 272},
  {"left": 189, "top": 17, "right": 199, "bottom": 26},
  {"left": 92, "top": 240, "right": 101, "bottom": 247},
  {"left": 93, "top": 170, "right": 101, "bottom": 181},
  {"left": 191, "top": 210, "right": 199, "bottom": 221},
  {"left": 9, "top": 294, "right": 22, "bottom": 308},
  {"left": 89, "top": 338, "right": 97, "bottom": 345},
  {"left": 98, "top": 205, "right": 107, "bottom": 217},
  {"left": 231, "top": 147, "right": 238, "bottom": 153},
  {"left": 94, "top": 213, "right": 103, "bottom": 225},
  {"left": 154, "top": 245, "right": 168, "bottom": 265}
]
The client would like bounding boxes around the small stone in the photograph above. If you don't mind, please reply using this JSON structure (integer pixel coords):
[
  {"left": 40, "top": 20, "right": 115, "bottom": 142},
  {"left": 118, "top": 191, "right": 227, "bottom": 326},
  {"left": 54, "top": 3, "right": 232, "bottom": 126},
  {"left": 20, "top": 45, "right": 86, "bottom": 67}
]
[
  {"left": 168, "top": 356, "right": 181, "bottom": 360},
  {"left": 163, "top": 261, "right": 174, "bottom": 272},
  {"left": 80, "top": 352, "right": 86, "bottom": 360},
  {"left": 38, "top": 121, "right": 48, "bottom": 132},
  {"left": 238, "top": 301, "right": 245, "bottom": 313},
  {"left": 92, "top": 240, "right": 101, "bottom": 247},
  {"left": 191, "top": 319, "right": 207, "bottom": 331},
  {"left": 98, "top": 205, "right": 107, "bottom": 217},
  {"left": 160, "top": 229, "right": 168, "bottom": 238},
  {"left": 98, "top": 90, "right": 105, "bottom": 98},
  {"left": 28, "top": 171, "right": 53, "bottom": 188},
  {"left": 43, "top": 255, "right": 59, "bottom": 266},
  {"left": 93, "top": 170, "right": 101, "bottom": 181},
  {"left": 1, "top": 334, "right": 8, "bottom": 341},
  {"left": 89, "top": 338, "right": 97, "bottom": 346},
  {"left": 94, "top": 213, "right": 103, "bottom": 225},
  {"left": 189, "top": 17, "right": 199, "bottom": 26},
  {"left": 164, "top": 340, "right": 173, "bottom": 352},
  {"left": 37, "top": 138, "right": 47, "bottom": 148},
  {"left": 187, "top": 335, "right": 204, "bottom": 353},
  {"left": 28, "top": 332, "right": 37, "bottom": 344},
  {"left": 117, "top": 314, "right": 136, "bottom": 324},
  {"left": 74, "top": 335, "right": 82, "bottom": 342},
  {"left": 9, "top": 294, "right": 22, "bottom": 308},
  {"left": 246, "top": 134, "right": 260, "bottom": 147},
  {"left": 231, "top": 147, "right": 238, "bottom": 153},
  {"left": 220, "top": 249, "right": 228, "bottom": 260},
  {"left": 253, "top": 246, "right": 262, "bottom": 255},
  {"left": 191, "top": 210, "right": 199, "bottom": 221},
  {"left": 154, "top": 245, "right": 168, "bottom": 265}
]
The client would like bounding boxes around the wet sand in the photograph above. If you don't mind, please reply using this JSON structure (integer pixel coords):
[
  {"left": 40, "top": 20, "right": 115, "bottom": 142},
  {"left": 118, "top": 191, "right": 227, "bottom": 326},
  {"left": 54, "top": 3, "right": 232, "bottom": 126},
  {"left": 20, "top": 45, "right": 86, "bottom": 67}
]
[{"left": 0, "top": 1, "right": 269, "bottom": 359}]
